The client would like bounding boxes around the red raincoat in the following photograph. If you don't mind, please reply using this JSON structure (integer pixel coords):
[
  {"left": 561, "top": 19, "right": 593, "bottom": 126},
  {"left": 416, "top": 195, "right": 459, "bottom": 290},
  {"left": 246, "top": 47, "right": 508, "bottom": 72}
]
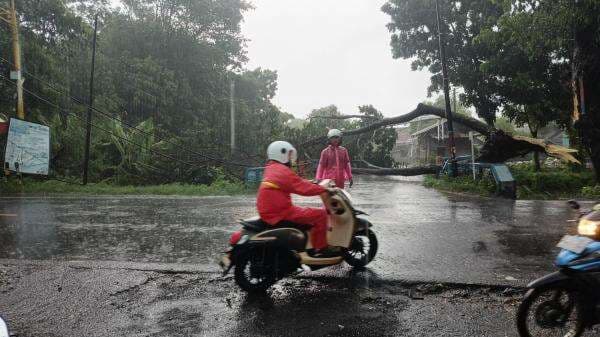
[
  {"left": 316, "top": 145, "right": 352, "bottom": 189},
  {"left": 257, "top": 161, "right": 328, "bottom": 250}
]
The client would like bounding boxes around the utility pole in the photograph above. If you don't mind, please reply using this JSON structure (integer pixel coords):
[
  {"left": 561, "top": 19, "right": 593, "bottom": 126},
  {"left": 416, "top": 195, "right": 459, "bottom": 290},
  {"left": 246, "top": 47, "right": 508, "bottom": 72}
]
[
  {"left": 453, "top": 87, "right": 457, "bottom": 116},
  {"left": 0, "top": 0, "right": 25, "bottom": 119},
  {"left": 230, "top": 79, "right": 235, "bottom": 154},
  {"left": 82, "top": 15, "right": 98, "bottom": 185},
  {"left": 435, "top": 0, "right": 458, "bottom": 177}
]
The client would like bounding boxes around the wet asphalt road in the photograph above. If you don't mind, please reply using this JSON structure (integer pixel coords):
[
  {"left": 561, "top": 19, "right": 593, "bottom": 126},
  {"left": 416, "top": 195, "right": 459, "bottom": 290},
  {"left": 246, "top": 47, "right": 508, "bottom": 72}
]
[
  {"left": 0, "top": 176, "right": 583, "bottom": 285},
  {"left": 0, "top": 176, "right": 593, "bottom": 336},
  {"left": 0, "top": 262, "right": 529, "bottom": 337}
]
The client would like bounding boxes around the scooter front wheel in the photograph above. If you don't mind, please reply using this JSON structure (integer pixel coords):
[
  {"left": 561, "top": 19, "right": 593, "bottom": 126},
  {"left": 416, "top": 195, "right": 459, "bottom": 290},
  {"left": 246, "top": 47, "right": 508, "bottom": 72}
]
[
  {"left": 344, "top": 229, "right": 378, "bottom": 268},
  {"left": 516, "top": 285, "right": 585, "bottom": 337}
]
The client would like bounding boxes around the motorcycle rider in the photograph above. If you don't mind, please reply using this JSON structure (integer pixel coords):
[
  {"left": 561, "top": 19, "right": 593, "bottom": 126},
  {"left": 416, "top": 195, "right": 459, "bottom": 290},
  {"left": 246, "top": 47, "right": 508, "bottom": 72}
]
[
  {"left": 257, "top": 141, "right": 336, "bottom": 256},
  {"left": 316, "top": 129, "right": 353, "bottom": 189}
]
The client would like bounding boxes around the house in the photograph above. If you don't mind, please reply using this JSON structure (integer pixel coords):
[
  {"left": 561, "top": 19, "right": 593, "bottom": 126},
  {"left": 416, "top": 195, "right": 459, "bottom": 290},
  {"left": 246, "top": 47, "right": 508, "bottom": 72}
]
[{"left": 391, "top": 116, "right": 483, "bottom": 166}]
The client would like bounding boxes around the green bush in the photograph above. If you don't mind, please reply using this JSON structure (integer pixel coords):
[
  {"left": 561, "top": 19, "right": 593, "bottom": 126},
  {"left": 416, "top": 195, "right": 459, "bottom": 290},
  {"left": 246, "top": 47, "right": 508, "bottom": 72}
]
[
  {"left": 424, "top": 165, "right": 597, "bottom": 200},
  {"left": 0, "top": 175, "right": 251, "bottom": 196},
  {"left": 582, "top": 186, "right": 600, "bottom": 199},
  {"left": 423, "top": 174, "right": 496, "bottom": 196}
]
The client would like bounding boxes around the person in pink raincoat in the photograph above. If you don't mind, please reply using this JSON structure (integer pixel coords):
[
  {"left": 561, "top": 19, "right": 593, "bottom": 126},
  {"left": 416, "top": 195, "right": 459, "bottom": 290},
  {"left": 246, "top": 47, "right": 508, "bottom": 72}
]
[{"left": 316, "top": 129, "right": 353, "bottom": 189}]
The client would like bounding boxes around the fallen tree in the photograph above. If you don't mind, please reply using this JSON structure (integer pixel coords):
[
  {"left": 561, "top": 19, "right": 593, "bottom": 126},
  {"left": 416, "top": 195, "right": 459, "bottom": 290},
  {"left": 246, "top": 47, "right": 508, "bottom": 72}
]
[
  {"left": 300, "top": 103, "right": 579, "bottom": 176},
  {"left": 300, "top": 103, "right": 490, "bottom": 148}
]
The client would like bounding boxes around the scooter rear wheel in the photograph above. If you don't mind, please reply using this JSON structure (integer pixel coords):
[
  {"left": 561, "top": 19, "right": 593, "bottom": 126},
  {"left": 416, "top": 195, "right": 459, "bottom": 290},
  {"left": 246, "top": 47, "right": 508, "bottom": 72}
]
[
  {"left": 344, "top": 230, "right": 378, "bottom": 268},
  {"left": 234, "top": 253, "right": 276, "bottom": 293},
  {"left": 516, "top": 284, "right": 585, "bottom": 337}
]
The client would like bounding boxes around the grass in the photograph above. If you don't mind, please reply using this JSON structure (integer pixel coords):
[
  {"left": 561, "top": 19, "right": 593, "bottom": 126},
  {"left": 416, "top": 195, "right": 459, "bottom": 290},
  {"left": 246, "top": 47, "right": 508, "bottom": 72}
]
[
  {"left": 582, "top": 185, "right": 600, "bottom": 199},
  {"left": 423, "top": 174, "right": 496, "bottom": 197},
  {"left": 0, "top": 178, "right": 253, "bottom": 196},
  {"left": 423, "top": 164, "right": 598, "bottom": 200}
]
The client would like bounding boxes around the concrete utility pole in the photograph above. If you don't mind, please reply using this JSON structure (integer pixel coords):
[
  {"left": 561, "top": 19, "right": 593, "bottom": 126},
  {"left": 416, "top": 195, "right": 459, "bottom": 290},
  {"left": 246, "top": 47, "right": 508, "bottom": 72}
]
[
  {"left": 435, "top": 0, "right": 458, "bottom": 176},
  {"left": 82, "top": 15, "right": 98, "bottom": 185},
  {"left": 453, "top": 87, "right": 457, "bottom": 116},
  {"left": 1, "top": 0, "right": 25, "bottom": 119},
  {"left": 230, "top": 79, "right": 235, "bottom": 154}
]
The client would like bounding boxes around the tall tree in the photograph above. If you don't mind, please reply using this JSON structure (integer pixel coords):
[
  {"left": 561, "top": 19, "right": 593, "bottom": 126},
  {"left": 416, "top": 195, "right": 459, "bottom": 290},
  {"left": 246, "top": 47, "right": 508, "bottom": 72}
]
[
  {"left": 382, "top": 0, "right": 506, "bottom": 125},
  {"left": 476, "top": 7, "right": 572, "bottom": 170}
]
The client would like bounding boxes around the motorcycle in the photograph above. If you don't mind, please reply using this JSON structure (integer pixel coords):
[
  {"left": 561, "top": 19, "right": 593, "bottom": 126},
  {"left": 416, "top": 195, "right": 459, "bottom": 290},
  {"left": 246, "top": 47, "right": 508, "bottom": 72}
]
[
  {"left": 517, "top": 200, "right": 600, "bottom": 337},
  {"left": 0, "top": 316, "right": 9, "bottom": 337},
  {"left": 220, "top": 179, "right": 378, "bottom": 292}
]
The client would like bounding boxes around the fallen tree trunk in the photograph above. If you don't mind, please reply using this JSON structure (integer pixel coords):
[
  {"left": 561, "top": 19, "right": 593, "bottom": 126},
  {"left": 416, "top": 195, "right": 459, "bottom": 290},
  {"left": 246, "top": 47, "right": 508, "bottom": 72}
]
[
  {"left": 299, "top": 104, "right": 579, "bottom": 176},
  {"left": 299, "top": 103, "right": 491, "bottom": 148},
  {"left": 352, "top": 166, "right": 440, "bottom": 176},
  {"left": 310, "top": 114, "right": 378, "bottom": 120}
]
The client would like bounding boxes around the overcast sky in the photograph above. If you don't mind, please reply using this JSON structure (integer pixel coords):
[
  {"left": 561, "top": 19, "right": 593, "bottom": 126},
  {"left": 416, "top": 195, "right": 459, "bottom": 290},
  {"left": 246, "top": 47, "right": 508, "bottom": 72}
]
[{"left": 242, "top": 0, "right": 432, "bottom": 118}]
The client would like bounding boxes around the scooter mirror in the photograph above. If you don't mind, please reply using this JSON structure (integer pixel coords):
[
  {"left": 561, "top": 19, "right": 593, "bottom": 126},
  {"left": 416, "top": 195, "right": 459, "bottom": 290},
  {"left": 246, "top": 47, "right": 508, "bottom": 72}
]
[
  {"left": 0, "top": 316, "right": 9, "bottom": 337},
  {"left": 567, "top": 200, "right": 581, "bottom": 210}
]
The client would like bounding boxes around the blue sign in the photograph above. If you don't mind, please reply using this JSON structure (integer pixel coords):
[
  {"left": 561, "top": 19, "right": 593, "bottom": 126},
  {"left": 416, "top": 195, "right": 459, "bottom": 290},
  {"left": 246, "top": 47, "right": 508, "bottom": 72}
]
[{"left": 244, "top": 167, "right": 265, "bottom": 184}]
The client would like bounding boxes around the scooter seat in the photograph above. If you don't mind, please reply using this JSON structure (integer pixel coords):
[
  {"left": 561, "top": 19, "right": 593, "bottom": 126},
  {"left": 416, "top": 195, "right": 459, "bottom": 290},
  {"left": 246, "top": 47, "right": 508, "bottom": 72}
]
[{"left": 240, "top": 217, "right": 311, "bottom": 232}]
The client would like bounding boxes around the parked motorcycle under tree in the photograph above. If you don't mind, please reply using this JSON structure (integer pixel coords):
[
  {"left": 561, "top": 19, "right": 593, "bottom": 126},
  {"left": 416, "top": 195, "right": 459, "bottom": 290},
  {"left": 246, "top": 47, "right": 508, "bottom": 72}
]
[{"left": 557, "top": 235, "right": 594, "bottom": 254}]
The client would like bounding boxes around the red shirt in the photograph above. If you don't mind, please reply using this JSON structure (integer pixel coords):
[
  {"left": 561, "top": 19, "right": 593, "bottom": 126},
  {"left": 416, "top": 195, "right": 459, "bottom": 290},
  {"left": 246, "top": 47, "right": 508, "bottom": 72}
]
[{"left": 257, "top": 161, "right": 326, "bottom": 224}]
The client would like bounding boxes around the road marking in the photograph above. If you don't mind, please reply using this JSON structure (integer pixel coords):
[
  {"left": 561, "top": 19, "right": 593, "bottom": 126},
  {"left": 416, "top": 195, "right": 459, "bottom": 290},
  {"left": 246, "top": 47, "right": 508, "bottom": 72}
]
[{"left": 0, "top": 213, "right": 17, "bottom": 217}]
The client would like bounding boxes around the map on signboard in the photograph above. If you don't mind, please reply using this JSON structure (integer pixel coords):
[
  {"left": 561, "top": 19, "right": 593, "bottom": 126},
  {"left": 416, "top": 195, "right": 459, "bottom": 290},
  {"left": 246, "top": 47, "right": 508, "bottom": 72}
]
[{"left": 4, "top": 118, "right": 50, "bottom": 175}]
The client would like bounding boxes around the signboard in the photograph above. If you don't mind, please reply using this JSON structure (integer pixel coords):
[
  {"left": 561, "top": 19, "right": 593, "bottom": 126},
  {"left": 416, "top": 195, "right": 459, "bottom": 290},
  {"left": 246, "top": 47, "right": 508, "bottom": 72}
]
[
  {"left": 244, "top": 167, "right": 265, "bottom": 185},
  {"left": 4, "top": 118, "right": 50, "bottom": 175}
]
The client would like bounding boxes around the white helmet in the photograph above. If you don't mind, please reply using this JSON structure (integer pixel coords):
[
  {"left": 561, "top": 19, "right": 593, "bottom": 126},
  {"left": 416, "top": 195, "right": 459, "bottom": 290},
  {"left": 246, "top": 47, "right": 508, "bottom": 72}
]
[
  {"left": 327, "top": 129, "right": 342, "bottom": 139},
  {"left": 267, "top": 141, "right": 297, "bottom": 165}
]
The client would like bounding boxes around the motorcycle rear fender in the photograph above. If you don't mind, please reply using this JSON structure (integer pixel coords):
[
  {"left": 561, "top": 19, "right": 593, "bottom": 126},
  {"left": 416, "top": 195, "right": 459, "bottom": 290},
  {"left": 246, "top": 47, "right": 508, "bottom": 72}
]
[
  {"left": 527, "top": 271, "right": 570, "bottom": 289},
  {"left": 247, "top": 228, "right": 306, "bottom": 251},
  {"left": 356, "top": 217, "right": 373, "bottom": 232}
]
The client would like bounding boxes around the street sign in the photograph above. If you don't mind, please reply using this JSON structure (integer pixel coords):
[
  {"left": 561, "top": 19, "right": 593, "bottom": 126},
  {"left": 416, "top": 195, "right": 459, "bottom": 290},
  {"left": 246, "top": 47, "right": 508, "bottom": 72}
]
[
  {"left": 244, "top": 167, "right": 264, "bottom": 185},
  {"left": 4, "top": 118, "right": 50, "bottom": 175}
]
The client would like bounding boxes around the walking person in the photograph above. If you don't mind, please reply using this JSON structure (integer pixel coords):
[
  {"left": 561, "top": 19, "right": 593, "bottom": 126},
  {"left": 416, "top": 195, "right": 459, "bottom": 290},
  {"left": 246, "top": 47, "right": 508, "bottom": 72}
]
[{"left": 316, "top": 129, "right": 353, "bottom": 189}]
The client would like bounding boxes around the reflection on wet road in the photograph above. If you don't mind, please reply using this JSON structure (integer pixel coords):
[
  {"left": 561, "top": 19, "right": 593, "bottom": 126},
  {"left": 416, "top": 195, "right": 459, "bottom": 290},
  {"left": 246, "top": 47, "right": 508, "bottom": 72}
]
[{"left": 0, "top": 176, "right": 583, "bottom": 285}]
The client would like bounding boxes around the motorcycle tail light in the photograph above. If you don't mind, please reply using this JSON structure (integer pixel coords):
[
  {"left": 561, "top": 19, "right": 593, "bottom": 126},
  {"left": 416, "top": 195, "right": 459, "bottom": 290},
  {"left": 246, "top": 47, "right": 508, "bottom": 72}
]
[{"left": 229, "top": 230, "right": 242, "bottom": 245}]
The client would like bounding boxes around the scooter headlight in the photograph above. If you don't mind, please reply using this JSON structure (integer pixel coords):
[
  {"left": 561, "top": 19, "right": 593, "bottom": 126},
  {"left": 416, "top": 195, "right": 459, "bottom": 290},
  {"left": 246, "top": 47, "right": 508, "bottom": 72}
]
[{"left": 578, "top": 218, "right": 600, "bottom": 237}]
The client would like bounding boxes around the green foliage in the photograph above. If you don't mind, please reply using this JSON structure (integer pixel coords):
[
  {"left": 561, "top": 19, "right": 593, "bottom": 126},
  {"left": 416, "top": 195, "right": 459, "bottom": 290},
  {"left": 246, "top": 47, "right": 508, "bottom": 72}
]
[
  {"left": 0, "top": 0, "right": 291, "bottom": 186},
  {"left": 284, "top": 104, "right": 397, "bottom": 167},
  {"left": 424, "top": 165, "right": 597, "bottom": 200},
  {"left": 511, "top": 166, "right": 594, "bottom": 198},
  {"left": 0, "top": 176, "right": 249, "bottom": 196},
  {"left": 423, "top": 174, "right": 496, "bottom": 196},
  {"left": 422, "top": 94, "right": 472, "bottom": 117},
  {"left": 475, "top": 4, "right": 572, "bottom": 135},
  {"left": 382, "top": 0, "right": 506, "bottom": 125},
  {"left": 494, "top": 117, "right": 517, "bottom": 135},
  {"left": 582, "top": 186, "right": 600, "bottom": 199},
  {"left": 348, "top": 105, "right": 397, "bottom": 167}
]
